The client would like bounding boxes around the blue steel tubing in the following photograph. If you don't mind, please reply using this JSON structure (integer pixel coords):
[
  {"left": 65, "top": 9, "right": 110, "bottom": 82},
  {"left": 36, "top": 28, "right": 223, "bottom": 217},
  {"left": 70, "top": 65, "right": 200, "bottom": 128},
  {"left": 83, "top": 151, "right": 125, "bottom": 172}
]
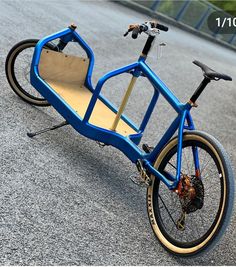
[
  {"left": 145, "top": 110, "right": 189, "bottom": 189},
  {"left": 192, "top": 146, "right": 200, "bottom": 171},
  {"left": 31, "top": 62, "right": 145, "bottom": 163},
  {"left": 139, "top": 61, "right": 182, "bottom": 113},
  {"left": 144, "top": 112, "right": 184, "bottom": 190},
  {"left": 72, "top": 30, "right": 95, "bottom": 90},
  {"left": 73, "top": 30, "right": 139, "bottom": 131},
  {"left": 144, "top": 161, "right": 176, "bottom": 188},
  {"left": 175, "top": 110, "right": 187, "bottom": 186},
  {"left": 146, "top": 115, "right": 181, "bottom": 163},
  {"left": 32, "top": 28, "right": 72, "bottom": 65},
  {"left": 186, "top": 112, "right": 201, "bottom": 172},
  {"left": 32, "top": 27, "right": 95, "bottom": 91},
  {"left": 35, "top": 27, "right": 139, "bottom": 132},
  {"left": 83, "top": 62, "right": 139, "bottom": 123},
  {"left": 31, "top": 26, "right": 197, "bottom": 189},
  {"left": 139, "top": 90, "right": 159, "bottom": 132},
  {"left": 185, "top": 109, "right": 195, "bottom": 130}
]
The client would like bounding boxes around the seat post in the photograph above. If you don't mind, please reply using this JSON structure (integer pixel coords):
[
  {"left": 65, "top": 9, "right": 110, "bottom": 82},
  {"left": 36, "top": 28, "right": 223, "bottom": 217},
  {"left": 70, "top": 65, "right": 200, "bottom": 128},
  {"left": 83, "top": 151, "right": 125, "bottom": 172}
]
[{"left": 189, "top": 77, "right": 211, "bottom": 104}]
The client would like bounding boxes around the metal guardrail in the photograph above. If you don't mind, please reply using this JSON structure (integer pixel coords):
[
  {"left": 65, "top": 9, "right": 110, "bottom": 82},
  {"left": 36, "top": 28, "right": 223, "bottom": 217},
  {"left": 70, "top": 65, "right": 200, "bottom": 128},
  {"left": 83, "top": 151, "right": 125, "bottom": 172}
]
[{"left": 132, "top": 0, "right": 236, "bottom": 47}]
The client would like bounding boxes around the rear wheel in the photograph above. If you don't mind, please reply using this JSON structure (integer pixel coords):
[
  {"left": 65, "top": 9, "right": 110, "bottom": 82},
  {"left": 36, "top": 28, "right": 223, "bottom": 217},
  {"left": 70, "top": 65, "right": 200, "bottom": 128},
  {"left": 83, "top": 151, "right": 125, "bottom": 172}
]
[
  {"left": 5, "top": 39, "right": 55, "bottom": 106},
  {"left": 147, "top": 131, "right": 234, "bottom": 256}
]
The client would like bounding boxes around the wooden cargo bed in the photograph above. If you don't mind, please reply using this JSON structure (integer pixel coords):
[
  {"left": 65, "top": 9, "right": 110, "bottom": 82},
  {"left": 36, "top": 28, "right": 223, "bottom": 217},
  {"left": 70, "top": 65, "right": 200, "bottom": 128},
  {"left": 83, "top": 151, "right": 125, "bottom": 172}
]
[{"left": 39, "top": 49, "right": 136, "bottom": 136}]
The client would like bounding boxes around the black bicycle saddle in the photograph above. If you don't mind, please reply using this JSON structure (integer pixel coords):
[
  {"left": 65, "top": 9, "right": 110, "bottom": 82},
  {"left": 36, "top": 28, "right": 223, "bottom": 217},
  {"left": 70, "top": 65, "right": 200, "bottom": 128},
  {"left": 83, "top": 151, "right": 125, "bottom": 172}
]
[{"left": 193, "top": 60, "right": 232, "bottom": 81}]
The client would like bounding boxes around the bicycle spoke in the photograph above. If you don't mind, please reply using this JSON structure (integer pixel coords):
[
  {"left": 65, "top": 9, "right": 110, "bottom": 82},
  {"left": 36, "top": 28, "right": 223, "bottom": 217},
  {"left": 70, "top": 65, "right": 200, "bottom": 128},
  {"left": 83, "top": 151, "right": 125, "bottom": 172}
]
[
  {"left": 183, "top": 147, "right": 191, "bottom": 174},
  {"left": 158, "top": 193, "right": 177, "bottom": 228},
  {"left": 167, "top": 161, "right": 184, "bottom": 175},
  {"left": 200, "top": 157, "right": 212, "bottom": 176},
  {"left": 154, "top": 138, "right": 224, "bottom": 248}
]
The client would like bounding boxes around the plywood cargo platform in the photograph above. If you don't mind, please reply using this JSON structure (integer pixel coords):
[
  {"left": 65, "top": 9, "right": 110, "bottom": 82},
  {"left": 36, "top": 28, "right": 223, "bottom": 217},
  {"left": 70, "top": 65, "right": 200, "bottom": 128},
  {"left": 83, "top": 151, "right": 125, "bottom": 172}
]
[{"left": 39, "top": 49, "right": 137, "bottom": 136}]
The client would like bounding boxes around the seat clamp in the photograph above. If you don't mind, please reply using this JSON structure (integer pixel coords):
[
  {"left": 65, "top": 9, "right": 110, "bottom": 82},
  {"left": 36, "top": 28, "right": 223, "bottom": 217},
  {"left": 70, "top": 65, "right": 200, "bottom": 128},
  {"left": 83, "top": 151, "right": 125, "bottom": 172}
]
[{"left": 188, "top": 100, "right": 198, "bottom": 107}]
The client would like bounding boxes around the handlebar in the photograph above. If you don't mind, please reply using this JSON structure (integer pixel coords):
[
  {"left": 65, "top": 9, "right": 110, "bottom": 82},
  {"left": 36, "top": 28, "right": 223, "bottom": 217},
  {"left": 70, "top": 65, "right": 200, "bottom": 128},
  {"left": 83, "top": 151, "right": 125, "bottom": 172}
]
[
  {"left": 156, "top": 23, "right": 168, "bottom": 32},
  {"left": 124, "top": 21, "right": 168, "bottom": 39}
]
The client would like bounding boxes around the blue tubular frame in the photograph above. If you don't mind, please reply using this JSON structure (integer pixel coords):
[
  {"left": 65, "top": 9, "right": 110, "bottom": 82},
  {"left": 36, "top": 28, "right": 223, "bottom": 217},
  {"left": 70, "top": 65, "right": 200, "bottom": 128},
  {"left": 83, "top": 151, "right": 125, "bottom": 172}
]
[{"left": 30, "top": 26, "right": 197, "bottom": 190}]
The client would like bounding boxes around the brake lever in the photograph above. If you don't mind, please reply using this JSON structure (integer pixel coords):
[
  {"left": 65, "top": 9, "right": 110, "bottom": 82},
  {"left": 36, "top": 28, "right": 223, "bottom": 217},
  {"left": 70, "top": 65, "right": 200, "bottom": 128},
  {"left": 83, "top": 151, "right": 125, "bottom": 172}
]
[
  {"left": 124, "top": 24, "right": 140, "bottom": 37},
  {"left": 123, "top": 31, "right": 129, "bottom": 37},
  {"left": 123, "top": 28, "right": 133, "bottom": 37}
]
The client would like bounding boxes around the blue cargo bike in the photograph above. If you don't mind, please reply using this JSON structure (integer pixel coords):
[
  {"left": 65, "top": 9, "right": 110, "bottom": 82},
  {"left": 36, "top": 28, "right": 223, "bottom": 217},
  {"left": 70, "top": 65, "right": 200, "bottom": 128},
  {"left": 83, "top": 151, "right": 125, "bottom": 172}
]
[{"left": 5, "top": 21, "right": 234, "bottom": 256}]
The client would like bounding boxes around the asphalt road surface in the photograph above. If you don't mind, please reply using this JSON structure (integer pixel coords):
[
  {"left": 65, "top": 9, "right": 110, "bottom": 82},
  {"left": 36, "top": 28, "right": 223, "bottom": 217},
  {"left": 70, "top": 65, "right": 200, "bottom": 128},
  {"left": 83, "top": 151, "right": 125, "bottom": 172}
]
[{"left": 0, "top": 0, "right": 236, "bottom": 265}]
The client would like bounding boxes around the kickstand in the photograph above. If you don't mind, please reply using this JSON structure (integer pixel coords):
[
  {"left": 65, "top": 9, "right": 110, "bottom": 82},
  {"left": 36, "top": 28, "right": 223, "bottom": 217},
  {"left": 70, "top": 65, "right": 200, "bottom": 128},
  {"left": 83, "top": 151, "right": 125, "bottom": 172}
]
[{"left": 27, "top": 121, "right": 69, "bottom": 138}]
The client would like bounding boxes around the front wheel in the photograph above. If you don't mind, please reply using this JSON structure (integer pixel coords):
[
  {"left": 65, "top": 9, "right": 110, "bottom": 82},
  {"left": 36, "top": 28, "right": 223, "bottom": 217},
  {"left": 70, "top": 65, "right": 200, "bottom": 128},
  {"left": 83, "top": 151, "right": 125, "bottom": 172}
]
[
  {"left": 147, "top": 131, "right": 234, "bottom": 257},
  {"left": 5, "top": 39, "right": 55, "bottom": 106}
]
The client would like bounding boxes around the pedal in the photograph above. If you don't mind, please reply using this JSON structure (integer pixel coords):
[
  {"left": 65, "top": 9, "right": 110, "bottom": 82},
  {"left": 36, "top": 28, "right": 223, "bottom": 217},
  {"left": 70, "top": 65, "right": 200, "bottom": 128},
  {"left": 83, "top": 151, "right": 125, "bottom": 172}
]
[
  {"left": 130, "top": 174, "right": 147, "bottom": 187},
  {"left": 142, "top": 143, "right": 154, "bottom": 153},
  {"left": 129, "top": 174, "right": 151, "bottom": 187},
  {"left": 131, "top": 159, "right": 152, "bottom": 187}
]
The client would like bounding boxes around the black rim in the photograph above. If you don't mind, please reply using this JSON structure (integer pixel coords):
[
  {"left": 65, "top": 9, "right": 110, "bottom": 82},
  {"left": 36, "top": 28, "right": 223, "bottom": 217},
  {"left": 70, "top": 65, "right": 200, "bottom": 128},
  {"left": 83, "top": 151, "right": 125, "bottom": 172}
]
[{"left": 152, "top": 139, "right": 225, "bottom": 249}]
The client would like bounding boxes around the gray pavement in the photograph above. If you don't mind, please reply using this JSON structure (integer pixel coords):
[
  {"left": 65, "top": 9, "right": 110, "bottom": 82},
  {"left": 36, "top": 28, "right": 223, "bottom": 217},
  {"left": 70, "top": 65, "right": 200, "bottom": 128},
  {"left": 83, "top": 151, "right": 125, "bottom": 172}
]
[{"left": 0, "top": 0, "right": 236, "bottom": 265}]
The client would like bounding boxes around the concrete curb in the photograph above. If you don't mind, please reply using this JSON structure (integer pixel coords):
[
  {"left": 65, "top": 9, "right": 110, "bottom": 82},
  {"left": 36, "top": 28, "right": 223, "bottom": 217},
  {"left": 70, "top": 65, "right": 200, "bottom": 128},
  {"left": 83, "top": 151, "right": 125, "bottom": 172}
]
[{"left": 113, "top": 0, "right": 236, "bottom": 52}]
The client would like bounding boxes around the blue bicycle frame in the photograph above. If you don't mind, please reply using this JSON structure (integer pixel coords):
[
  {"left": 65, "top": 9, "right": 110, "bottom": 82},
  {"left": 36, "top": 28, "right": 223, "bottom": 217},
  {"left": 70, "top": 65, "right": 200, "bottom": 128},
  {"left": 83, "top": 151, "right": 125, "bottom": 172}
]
[{"left": 30, "top": 26, "right": 198, "bottom": 190}]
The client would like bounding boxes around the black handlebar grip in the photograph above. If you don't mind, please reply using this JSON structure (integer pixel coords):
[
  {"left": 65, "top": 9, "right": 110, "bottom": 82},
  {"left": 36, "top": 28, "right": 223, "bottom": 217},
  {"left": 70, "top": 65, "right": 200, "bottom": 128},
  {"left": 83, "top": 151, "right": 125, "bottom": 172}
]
[
  {"left": 156, "top": 24, "right": 168, "bottom": 32},
  {"left": 132, "top": 27, "right": 140, "bottom": 39}
]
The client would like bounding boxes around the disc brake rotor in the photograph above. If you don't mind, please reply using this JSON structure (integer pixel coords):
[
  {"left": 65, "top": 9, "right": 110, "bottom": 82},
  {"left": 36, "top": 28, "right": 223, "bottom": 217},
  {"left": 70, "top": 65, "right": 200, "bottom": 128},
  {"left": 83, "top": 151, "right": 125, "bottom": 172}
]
[{"left": 176, "top": 174, "right": 204, "bottom": 214}]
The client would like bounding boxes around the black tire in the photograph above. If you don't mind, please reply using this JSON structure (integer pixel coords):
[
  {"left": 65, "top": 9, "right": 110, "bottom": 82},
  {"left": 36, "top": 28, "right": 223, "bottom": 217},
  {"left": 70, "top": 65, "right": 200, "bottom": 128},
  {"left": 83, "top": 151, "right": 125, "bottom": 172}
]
[
  {"left": 5, "top": 39, "right": 54, "bottom": 106},
  {"left": 147, "top": 131, "right": 234, "bottom": 257}
]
